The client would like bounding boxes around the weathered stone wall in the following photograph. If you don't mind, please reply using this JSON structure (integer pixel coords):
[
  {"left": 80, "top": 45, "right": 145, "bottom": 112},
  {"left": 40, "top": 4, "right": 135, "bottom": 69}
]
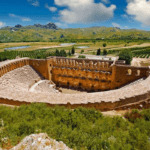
[
  {"left": 111, "top": 65, "right": 149, "bottom": 89},
  {"left": 0, "top": 58, "right": 30, "bottom": 78},
  {"left": 0, "top": 58, "right": 49, "bottom": 80},
  {"left": 49, "top": 57, "right": 149, "bottom": 91},
  {"left": 0, "top": 93, "right": 150, "bottom": 111},
  {"left": 0, "top": 57, "right": 149, "bottom": 92},
  {"left": 29, "top": 59, "right": 49, "bottom": 79},
  {"left": 50, "top": 57, "right": 113, "bottom": 91}
]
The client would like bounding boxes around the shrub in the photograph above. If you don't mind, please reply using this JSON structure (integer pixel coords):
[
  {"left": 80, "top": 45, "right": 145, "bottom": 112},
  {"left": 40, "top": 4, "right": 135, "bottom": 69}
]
[
  {"left": 119, "top": 50, "right": 133, "bottom": 64},
  {"left": 78, "top": 55, "right": 86, "bottom": 58},
  {"left": 141, "top": 109, "right": 150, "bottom": 121},
  {"left": 80, "top": 49, "right": 84, "bottom": 54},
  {"left": 124, "top": 109, "right": 142, "bottom": 123},
  {"left": 0, "top": 104, "right": 150, "bottom": 150},
  {"left": 96, "top": 48, "right": 101, "bottom": 55},
  {"left": 0, "top": 49, "right": 69, "bottom": 62},
  {"left": 68, "top": 50, "right": 71, "bottom": 56},
  {"left": 55, "top": 49, "right": 60, "bottom": 56},
  {"left": 103, "top": 49, "right": 107, "bottom": 55},
  {"left": 103, "top": 43, "right": 107, "bottom": 47},
  {"left": 71, "top": 46, "right": 75, "bottom": 55}
]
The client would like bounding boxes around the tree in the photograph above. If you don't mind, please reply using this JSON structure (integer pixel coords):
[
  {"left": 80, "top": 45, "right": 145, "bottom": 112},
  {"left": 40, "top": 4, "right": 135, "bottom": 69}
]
[
  {"left": 103, "top": 43, "right": 107, "bottom": 47},
  {"left": 68, "top": 50, "right": 71, "bottom": 56},
  {"left": 96, "top": 48, "right": 101, "bottom": 55},
  {"left": 60, "top": 34, "right": 64, "bottom": 38},
  {"left": 60, "top": 50, "right": 67, "bottom": 57},
  {"left": 55, "top": 49, "right": 60, "bottom": 56},
  {"left": 103, "top": 49, "right": 107, "bottom": 55},
  {"left": 78, "top": 55, "right": 86, "bottom": 58},
  {"left": 80, "top": 49, "right": 84, "bottom": 54},
  {"left": 92, "top": 40, "right": 96, "bottom": 44},
  {"left": 119, "top": 50, "right": 133, "bottom": 64},
  {"left": 71, "top": 46, "right": 75, "bottom": 55}
]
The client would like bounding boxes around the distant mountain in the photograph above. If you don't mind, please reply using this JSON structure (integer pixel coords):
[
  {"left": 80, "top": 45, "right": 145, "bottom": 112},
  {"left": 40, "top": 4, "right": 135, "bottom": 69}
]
[
  {"left": 1, "top": 23, "right": 58, "bottom": 31},
  {"left": 0, "top": 24, "right": 150, "bottom": 43},
  {"left": 33, "top": 23, "right": 58, "bottom": 29}
]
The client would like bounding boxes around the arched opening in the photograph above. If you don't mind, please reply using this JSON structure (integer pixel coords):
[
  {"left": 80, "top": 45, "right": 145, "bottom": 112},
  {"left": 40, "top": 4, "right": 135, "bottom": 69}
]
[
  {"left": 78, "top": 82, "right": 82, "bottom": 89},
  {"left": 90, "top": 85, "right": 95, "bottom": 92},
  {"left": 79, "top": 83, "right": 82, "bottom": 87},
  {"left": 127, "top": 69, "right": 132, "bottom": 75},
  {"left": 67, "top": 82, "right": 70, "bottom": 88},
  {"left": 137, "top": 70, "right": 140, "bottom": 76}
]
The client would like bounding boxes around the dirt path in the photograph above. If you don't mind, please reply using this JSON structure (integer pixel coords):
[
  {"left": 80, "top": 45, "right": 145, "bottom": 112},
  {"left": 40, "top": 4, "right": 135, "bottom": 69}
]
[
  {"left": 102, "top": 110, "right": 127, "bottom": 116},
  {"left": 131, "top": 57, "right": 150, "bottom": 67},
  {"left": 39, "top": 44, "right": 75, "bottom": 49},
  {"left": 74, "top": 53, "right": 118, "bottom": 61}
]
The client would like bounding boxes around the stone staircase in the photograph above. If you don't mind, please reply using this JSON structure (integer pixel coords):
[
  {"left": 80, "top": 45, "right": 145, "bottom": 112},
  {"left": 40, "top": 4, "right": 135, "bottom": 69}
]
[{"left": 0, "top": 65, "right": 42, "bottom": 92}]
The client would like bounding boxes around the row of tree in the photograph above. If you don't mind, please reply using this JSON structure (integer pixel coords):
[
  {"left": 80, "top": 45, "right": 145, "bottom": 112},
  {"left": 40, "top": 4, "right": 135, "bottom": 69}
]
[
  {"left": 96, "top": 48, "right": 108, "bottom": 55},
  {"left": 0, "top": 49, "right": 70, "bottom": 62},
  {"left": 96, "top": 48, "right": 133, "bottom": 65}
]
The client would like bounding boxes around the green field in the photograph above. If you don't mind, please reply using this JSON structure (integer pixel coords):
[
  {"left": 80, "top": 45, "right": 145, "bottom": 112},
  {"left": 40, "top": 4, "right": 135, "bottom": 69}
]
[
  {"left": 0, "top": 40, "right": 146, "bottom": 52},
  {"left": 0, "top": 41, "right": 150, "bottom": 62},
  {"left": 0, "top": 25, "right": 150, "bottom": 64},
  {"left": 0, "top": 40, "right": 150, "bottom": 54}
]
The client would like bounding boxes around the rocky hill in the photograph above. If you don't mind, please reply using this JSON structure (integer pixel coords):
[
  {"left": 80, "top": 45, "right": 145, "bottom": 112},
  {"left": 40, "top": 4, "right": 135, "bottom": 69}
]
[
  {"left": 0, "top": 23, "right": 150, "bottom": 42},
  {"left": 33, "top": 23, "right": 58, "bottom": 29},
  {"left": 10, "top": 133, "right": 72, "bottom": 150},
  {"left": 2, "top": 23, "right": 58, "bottom": 31}
]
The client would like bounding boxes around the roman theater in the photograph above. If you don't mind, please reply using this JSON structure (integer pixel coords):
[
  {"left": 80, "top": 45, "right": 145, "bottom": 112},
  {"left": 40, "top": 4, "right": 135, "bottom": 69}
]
[{"left": 0, "top": 57, "right": 150, "bottom": 111}]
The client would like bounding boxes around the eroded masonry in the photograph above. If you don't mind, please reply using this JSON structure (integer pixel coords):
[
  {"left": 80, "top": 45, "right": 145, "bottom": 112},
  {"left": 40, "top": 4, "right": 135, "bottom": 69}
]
[
  {"left": 31, "top": 57, "right": 149, "bottom": 91},
  {"left": 0, "top": 57, "right": 150, "bottom": 111}
]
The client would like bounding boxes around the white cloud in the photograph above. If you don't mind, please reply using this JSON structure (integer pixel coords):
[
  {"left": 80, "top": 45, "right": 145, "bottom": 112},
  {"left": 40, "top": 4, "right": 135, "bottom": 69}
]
[
  {"left": 9, "top": 14, "right": 15, "bottom": 17},
  {"left": 112, "top": 22, "right": 129, "bottom": 29},
  {"left": 9, "top": 14, "right": 31, "bottom": 22},
  {"left": 54, "top": 0, "right": 116, "bottom": 24},
  {"left": 45, "top": 4, "right": 57, "bottom": 12},
  {"left": 124, "top": 26, "right": 129, "bottom": 29},
  {"left": 55, "top": 0, "right": 92, "bottom": 7},
  {"left": 126, "top": 0, "right": 150, "bottom": 26},
  {"left": 27, "top": 0, "right": 39, "bottom": 7},
  {"left": 0, "top": 22, "right": 5, "bottom": 28},
  {"left": 122, "top": 14, "right": 128, "bottom": 19},
  {"left": 21, "top": 18, "right": 31, "bottom": 22},
  {"left": 112, "top": 22, "right": 121, "bottom": 28},
  {"left": 55, "top": 22, "right": 68, "bottom": 28},
  {"left": 101, "top": 0, "right": 110, "bottom": 4}
]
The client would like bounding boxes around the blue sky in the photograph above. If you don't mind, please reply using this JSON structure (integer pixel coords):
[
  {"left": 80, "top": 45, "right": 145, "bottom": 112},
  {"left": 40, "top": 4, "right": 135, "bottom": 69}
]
[{"left": 0, "top": 0, "right": 150, "bottom": 30}]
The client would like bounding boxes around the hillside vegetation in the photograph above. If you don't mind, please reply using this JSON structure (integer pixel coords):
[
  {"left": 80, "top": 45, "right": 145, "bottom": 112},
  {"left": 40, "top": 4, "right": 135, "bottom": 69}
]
[
  {"left": 0, "top": 104, "right": 150, "bottom": 150},
  {"left": 0, "top": 23, "right": 150, "bottom": 43},
  {"left": 0, "top": 49, "right": 69, "bottom": 61},
  {"left": 109, "top": 46, "right": 150, "bottom": 59}
]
